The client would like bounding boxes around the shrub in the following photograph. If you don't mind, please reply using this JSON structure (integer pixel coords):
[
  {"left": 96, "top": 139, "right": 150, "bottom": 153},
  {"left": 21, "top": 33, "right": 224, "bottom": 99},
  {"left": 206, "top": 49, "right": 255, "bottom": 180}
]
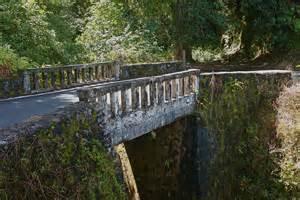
[
  {"left": 276, "top": 83, "right": 300, "bottom": 197},
  {"left": 0, "top": 116, "right": 126, "bottom": 200},
  {"left": 0, "top": 44, "right": 32, "bottom": 79}
]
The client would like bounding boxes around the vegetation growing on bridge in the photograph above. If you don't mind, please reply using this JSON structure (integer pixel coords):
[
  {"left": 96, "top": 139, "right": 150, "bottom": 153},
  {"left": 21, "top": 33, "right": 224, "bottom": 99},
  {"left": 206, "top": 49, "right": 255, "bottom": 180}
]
[
  {"left": 0, "top": 115, "right": 126, "bottom": 200},
  {"left": 276, "top": 84, "right": 300, "bottom": 196},
  {"left": 197, "top": 75, "right": 296, "bottom": 199}
]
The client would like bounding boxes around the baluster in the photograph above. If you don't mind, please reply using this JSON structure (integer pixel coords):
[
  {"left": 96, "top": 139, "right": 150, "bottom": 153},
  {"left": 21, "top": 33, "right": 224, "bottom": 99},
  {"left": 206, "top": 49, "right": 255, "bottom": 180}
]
[
  {"left": 181, "top": 77, "right": 185, "bottom": 96},
  {"left": 149, "top": 81, "right": 156, "bottom": 107},
  {"left": 110, "top": 63, "right": 114, "bottom": 79},
  {"left": 111, "top": 90, "right": 121, "bottom": 118},
  {"left": 74, "top": 68, "right": 78, "bottom": 83},
  {"left": 131, "top": 86, "right": 140, "bottom": 110},
  {"left": 95, "top": 90, "right": 109, "bottom": 116},
  {"left": 165, "top": 80, "right": 172, "bottom": 102},
  {"left": 77, "top": 67, "right": 82, "bottom": 83},
  {"left": 33, "top": 71, "right": 40, "bottom": 91},
  {"left": 98, "top": 65, "right": 103, "bottom": 80},
  {"left": 50, "top": 70, "right": 56, "bottom": 89},
  {"left": 44, "top": 70, "right": 49, "bottom": 89},
  {"left": 106, "top": 92, "right": 112, "bottom": 119},
  {"left": 114, "top": 60, "right": 121, "bottom": 80},
  {"left": 107, "top": 63, "right": 112, "bottom": 79},
  {"left": 95, "top": 65, "right": 99, "bottom": 80},
  {"left": 157, "top": 80, "right": 164, "bottom": 104},
  {"left": 102, "top": 65, "right": 107, "bottom": 80},
  {"left": 175, "top": 78, "right": 180, "bottom": 99},
  {"left": 67, "top": 69, "right": 72, "bottom": 86},
  {"left": 185, "top": 76, "right": 191, "bottom": 95},
  {"left": 171, "top": 79, "right": 176, "bottom": 100},
  {"left": 141, "top": 84, "right": 148, "bottom": 109},
  {"left": 121, "top": 89, "right": 126, "bottom": 114},
  {"left": 88, "top": 67, "right": 93, "bottom": 81},
  {"left": 121, "top": 87, "right": 132, "bottom": 114},
  {"left": 60, "top": 69, "right": 65, "bottom": 88},
  {"left": 82, "top": 68, "right": 86, "bottom": 82},
  {"left": 23, "top": 71, "right": 31, "bottom": 94}
]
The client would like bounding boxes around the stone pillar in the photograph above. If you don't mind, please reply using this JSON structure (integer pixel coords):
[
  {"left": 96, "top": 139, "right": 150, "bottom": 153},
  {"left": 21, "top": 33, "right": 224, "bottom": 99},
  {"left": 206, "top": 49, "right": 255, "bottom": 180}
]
[
  {"left": 23, "top": 71, "right": 31, "bottom": 94},
  {"left": 175, "top": 78, "right": 180, "bottom": 99},
  {"left": 111, "top": 91, "right": 121, "bottom": 117},
  {"left": 114, "top": 60, "right": 122, "bottom": 81},
  {"left": 131, "top": 86, "right": 140, "bottom": 110},
  {"left": 44, "top": 71, "right": 49, "bottom": 89},
  {"left": 141, "top": 84, "right": 148, "bottom": 109},
  {"left": 157, "top": 81, "right": 164, "bottom": 104},
  {"left": 60, "top": 70, "right": 65, "bottom": 88},
  {"left": 149, "top": 81, "right": 156, "bottom": 107}
]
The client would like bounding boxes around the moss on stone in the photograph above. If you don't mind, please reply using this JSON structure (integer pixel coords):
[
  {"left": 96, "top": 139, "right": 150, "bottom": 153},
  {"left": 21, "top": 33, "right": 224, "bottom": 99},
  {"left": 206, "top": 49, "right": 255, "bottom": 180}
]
[
  {"left": 0, "top": 115, "right": 126, "bottom": 200},
  {"left": 196, "top": 74, "right": 291, "bottom": 199}
]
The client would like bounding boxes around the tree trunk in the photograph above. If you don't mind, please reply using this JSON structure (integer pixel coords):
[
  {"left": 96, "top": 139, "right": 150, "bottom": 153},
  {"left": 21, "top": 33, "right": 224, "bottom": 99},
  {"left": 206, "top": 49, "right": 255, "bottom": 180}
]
[{"left": 174, "top": 43, "right": 193, "bottom": 62}]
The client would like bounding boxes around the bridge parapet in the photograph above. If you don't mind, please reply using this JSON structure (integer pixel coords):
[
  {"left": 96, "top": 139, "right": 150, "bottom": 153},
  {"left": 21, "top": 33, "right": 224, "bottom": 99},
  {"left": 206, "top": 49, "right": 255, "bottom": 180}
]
[
  {"left": 23, "top": 61, "right": 120, "bottom": 94},
  {"left": 78, "top": 69, "right": 200, "bottom": 119},
  {"left": 78, "top": 69, "right": 201, "bottom": 145},
  {"left": 0, "top": 60, "right": 185, "bottom": 99}
]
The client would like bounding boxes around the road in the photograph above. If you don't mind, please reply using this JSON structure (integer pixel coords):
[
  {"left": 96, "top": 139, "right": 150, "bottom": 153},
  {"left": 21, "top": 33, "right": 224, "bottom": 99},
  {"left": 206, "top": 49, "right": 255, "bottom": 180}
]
[{"left": 0, "top": 89, "right": 79, "bottom": 128}]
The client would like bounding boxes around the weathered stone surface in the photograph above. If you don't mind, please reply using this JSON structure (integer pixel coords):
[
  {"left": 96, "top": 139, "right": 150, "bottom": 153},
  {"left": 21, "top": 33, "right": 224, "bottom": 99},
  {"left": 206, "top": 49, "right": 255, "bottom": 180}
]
[
  {"left": 120, "top": 61, "right": 186, "bottom": 79},
  {"left": 0, "top": 102, "right": 102, "bottom": 145},
  {"left": 107, "top": 95, "right": 196, "bottom": 145},
  {"left": 0, "top": 69, "right": 294, "bottom": 149}
]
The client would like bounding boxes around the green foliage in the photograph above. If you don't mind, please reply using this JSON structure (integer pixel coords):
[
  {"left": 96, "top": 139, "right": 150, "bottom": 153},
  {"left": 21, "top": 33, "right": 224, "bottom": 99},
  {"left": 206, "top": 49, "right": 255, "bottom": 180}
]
[
  {"left": 225, "top": 0, "right": 294, "bottom": 57},
  {"left": 0, "top": 0, "right": 84, "bottom": 66},
  {"left": 78, "top": 0, "right": 167, "bottom": 63},
  {"left": 115, "top": 0, "right": 227, "bottom": 60},
  {"left": 0, "top": 44, "right": 32, "bottom": 77},
  {"left": 0, "top": 0, "right": 299, "bottom": 66},
  {"left": 197, "top": 75, "right": 291, "bottom": 199},
  {"left": 0, "top": 116, "right": 126, "bottom": 200},
  {"left": 276, "top": 84, "right": 300, "bottom": 197},
  {"left": 192, "top": 47, "right": 225, "bottom": 62}
]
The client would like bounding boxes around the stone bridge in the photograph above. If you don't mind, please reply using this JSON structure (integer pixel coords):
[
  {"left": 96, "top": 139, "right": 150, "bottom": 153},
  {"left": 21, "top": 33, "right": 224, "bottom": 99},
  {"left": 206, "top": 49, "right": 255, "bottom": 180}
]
[
  {"left": 77, "top": 69, "right": 200, "bottom": 145},
  {"left": 0, "top": 60, "right": 296, "bottom": 146}
]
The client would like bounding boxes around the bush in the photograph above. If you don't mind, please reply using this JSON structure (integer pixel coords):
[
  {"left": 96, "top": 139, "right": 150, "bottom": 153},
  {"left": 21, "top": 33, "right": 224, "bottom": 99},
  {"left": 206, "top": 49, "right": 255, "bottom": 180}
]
[
  {"left": 276, "top": 84, "right": 300, "bottom": 197},
  {"left": 0, "top": 0, "right": 84, "bottom": 66},
  {"left": 0, "top": 44, "right": 32, "bottom": 79},
  {"left": 197, "top": 75, "right": 290, "bottom": 199},
  {"left": 78, "top": 0, "right": 168, "bottom": 63},
  {"left": 0, "top": 116, "right": 126, "bottom": 200}
]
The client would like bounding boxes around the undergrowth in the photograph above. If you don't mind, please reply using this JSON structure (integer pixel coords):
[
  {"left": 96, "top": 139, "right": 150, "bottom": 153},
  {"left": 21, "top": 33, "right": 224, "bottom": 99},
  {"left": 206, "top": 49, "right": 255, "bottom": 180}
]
[{"left": 0, "top": 116, "right": 126, "bottom": 200}]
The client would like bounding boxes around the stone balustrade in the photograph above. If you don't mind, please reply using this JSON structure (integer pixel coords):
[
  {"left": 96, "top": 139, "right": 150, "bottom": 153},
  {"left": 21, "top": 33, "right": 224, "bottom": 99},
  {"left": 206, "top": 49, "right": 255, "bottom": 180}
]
[
  {"left": 0, "top": 60, "right": 184, "bottom": 98},
  {"left": 120, "top": 61, "right": 185, "bottom": 79},
  {"left": 23, "top": 61, "right": 121, "bottom": 94},
  {"left": 78, "top": 69, "right": 201, "bottom": 120}
]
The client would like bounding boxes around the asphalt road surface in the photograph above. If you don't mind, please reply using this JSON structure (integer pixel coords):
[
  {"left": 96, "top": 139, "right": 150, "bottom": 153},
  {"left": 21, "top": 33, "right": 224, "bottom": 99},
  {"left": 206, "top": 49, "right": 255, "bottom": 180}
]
[{"left": 0, "top": 89, "right": 79, "bottom": 128}]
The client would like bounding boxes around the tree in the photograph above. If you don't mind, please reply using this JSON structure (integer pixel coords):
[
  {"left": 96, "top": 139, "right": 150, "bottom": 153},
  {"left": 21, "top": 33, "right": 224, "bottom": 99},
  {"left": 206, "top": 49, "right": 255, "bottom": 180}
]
[
  {"left": 225, "top": 0, "right": 294, "bottom": 57},
  {"left": 78, "top": 0, "right": 166, "bottom": 62},
  {"left": 115, "top": 0, "right": 227, "bottom": 61},
  {"left": 0, "top": 0, "right": 87, "bottom": 65}
]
